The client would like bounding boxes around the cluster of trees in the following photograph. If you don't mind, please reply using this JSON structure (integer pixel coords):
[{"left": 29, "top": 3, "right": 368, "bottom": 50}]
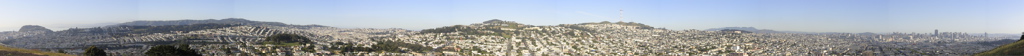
[
  {"left": 482, "top": 19, "right": 526, "bottom": 29},
  {"left": 482, "top": 19, "right": 523, "bottom": 26},
  {"left": 263, "top": 34, "right": 312, "bottom": 45},
  {"left": 83, "top": 46, "right": 106, "bottom": 56},
  {"left": 144, "top": 45, "right": 201, "bottom": 56},
  {"left": 419, "top": 25, "right": 465, "bottom": 33},
  {"left": 301, "top": 45, "right": 316, "bottom": 52}
]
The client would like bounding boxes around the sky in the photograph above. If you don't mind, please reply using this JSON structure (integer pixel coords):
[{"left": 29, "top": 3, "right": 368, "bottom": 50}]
[{"left": 0, "top": 0, "right": 1022, "bottom": 34}]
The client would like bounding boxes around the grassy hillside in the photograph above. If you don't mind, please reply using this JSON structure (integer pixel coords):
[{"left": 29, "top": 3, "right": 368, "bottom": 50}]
[
  {"left": 0, "top": 46, "right": 72, "bottom": 56},
  {"left": 975, "top": 40, "right": 1024, "bottom": 56}
]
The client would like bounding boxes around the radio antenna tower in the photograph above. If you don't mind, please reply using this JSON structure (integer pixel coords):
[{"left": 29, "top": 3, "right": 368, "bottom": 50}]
[{"left": 619, "top": 9, "right": 624, "bottom": 22}]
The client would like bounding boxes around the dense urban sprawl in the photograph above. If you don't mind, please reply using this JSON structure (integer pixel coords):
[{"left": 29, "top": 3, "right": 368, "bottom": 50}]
[{"left": 0, "top": 19, "right": 1017, "bottom": 56}]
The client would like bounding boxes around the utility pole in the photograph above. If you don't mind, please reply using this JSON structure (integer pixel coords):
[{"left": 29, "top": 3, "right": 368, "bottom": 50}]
[{"left": 619, "top": 9, "right": 624, "bottom": 22}]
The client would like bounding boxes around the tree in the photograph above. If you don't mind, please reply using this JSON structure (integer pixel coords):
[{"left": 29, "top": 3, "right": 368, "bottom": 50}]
[
  {"left": 56, "top": 49, "right": 66, "bottom": 53},
  {"left": 220, "top": 48, "right": 232, "bottom": 54},
  {"left": 599, "top": 21, "right": 611, "bottom": 24},
  {"left": 178, "top": 44, "right": 199, "bottom": 55},
  {"left": 483, "top": 19, "right": 504, "bottom": 23},
  {"left": 145, "top": 45, "right": 201, "bottom": 56},
  {"left": 302, "top": 45, "right": 316, "bottom": 52},
  {"left": 83, "top": 46, "right": 107, "bottom": 56}
]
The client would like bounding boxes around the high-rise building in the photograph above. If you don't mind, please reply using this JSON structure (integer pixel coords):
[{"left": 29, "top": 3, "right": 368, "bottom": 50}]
[
  {"left": 934, "top": 29, "right": 939, "bottom": 36},
  {"left": 984, "top": 32, "right": 988, "bottom": 37}
]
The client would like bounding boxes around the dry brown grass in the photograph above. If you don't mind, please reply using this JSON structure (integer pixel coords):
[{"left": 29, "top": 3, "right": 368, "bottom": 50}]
[
  {"left": 975, "top": 41, "right": 1024, "bottom": 56},
  {"left": 0, "top": 46, "right": 73, "bottom": 56}
]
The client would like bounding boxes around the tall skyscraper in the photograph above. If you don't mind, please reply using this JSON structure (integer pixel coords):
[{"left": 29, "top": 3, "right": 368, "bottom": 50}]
[{"left": 934, "top": 29, "right": 939, "bottom": 36}]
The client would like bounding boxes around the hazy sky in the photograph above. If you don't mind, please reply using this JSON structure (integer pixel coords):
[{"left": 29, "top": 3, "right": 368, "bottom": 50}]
[{"left": 0, "top": 0, "right": 1022, "bottom": 34}]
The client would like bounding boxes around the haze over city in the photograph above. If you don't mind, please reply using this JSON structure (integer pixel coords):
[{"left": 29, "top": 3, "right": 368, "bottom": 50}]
[{"left": 1, "top": 0, "right": 1022, "bottom": 34}]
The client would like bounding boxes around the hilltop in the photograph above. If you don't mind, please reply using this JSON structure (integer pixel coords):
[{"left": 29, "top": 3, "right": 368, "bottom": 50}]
[{"left": 17, "top": 25, "right": 53, "bottom": 33}]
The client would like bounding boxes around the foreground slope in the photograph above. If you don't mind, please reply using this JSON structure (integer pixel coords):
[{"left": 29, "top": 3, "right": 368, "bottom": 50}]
[
  {"left": 975, "top": 36, "right": 1024, "bottom": 55},
  {"left": 0, "top": 46, "right": 71, "bottom": 56}
]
